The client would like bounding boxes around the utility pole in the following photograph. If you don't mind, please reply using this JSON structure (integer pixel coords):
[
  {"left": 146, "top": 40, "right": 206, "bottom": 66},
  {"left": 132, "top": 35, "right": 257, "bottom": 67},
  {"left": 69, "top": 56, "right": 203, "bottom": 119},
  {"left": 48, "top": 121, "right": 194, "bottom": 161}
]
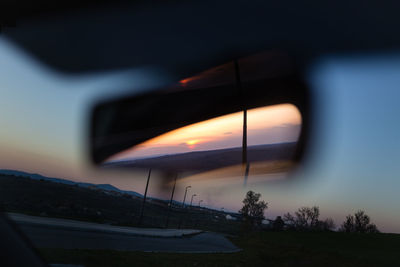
[
  {"left": 138, "top": 169, "right": 151, "bottom": 226},
  {"left": 190, "top": 194, "right": 197, "bottom": 207},
  {"left": 178, "top": 185, "right": 191, "bottom": 229},
  {"left": 182, "top": 185, "right": 191, "bottom": 208},
  {"left": 165, "top": 174, "right": 177, "bottom": 228}
]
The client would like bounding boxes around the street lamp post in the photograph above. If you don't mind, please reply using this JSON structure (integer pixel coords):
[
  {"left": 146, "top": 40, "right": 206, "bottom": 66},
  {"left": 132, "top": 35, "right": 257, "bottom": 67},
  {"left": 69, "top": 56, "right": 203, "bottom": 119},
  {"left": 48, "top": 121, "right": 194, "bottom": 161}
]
[
  {"left": 165, "top": 174, "right": 177, "bottom": 228},
  {"left": 190, "top": 194, "right": 197, "bottom": 207},
  {"left": 182, "top": 186, "right": 191, "bottom": 208},
  {"left": 198, "top": 199, "right": 203, "bottom": 207},
  {"left": 138, "top": 169, "right": 151, "bottom": 226}
]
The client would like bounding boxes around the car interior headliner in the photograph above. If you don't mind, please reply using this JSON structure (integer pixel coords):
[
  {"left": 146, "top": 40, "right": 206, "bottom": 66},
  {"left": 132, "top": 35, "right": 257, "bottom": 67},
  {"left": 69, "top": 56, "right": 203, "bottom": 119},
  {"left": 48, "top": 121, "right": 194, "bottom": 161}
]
[{"left": 1, "top": 0, "right": 400, "bottom": 78}]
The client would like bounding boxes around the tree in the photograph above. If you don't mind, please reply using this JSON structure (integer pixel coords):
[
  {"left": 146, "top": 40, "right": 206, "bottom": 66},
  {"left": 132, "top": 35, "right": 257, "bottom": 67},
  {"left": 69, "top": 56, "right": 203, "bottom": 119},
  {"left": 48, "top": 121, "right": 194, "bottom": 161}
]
[
  {"left": 354, "top": 210, "right": 371, "bottom": 233},
  {"left": 295, "top": 206, "right": 320, "bottom": 229},
  {"left": 366, "top": 223, "right": 379, "bottom": 233},
  {"left": 340, "top": 214, "right": 355, "bottom": 233},
  {"left": 283, "top": 212, "right": 296, "bottom": 229},
  {"left": 339, "top": 210, "right": 379, "bottom": 233},
  {"left": 272, "top": 216, "right": 285, "bottom": 231},
  {"left": 239, "top": 191, "right": 268, "bottom": 227},
  {"left": 282, "top": 206, "right": 335, "bottom": 231},
  {"left": 315, "top": 217, "right": 336, "bottom": 231},
  {"left": 283, "top": 206, "right": 320, "bottom": 230},
  {"left": 322, "top": 217, "right": 336, "bottom": 231}
]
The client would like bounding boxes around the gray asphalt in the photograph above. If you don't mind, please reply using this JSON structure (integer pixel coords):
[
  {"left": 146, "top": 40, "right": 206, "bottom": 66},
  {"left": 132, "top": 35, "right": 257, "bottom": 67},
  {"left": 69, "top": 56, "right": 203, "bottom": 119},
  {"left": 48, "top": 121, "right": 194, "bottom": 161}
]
[
  {"left": 17, "top": 223, "right": 240, "bottom": 253},
  {"left": 8, "top": 213, "right": 201, "bottom": 237}
]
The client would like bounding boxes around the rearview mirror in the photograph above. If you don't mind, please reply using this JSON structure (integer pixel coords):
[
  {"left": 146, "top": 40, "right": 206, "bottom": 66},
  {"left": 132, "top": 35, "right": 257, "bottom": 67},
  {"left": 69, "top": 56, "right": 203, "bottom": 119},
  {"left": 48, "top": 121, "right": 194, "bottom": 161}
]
[
  {"left": 90, "top": 52, "right": 310, "bottom": 181},
  {"left": 104, "top": 104, "right": 301, "bottom": 179}
]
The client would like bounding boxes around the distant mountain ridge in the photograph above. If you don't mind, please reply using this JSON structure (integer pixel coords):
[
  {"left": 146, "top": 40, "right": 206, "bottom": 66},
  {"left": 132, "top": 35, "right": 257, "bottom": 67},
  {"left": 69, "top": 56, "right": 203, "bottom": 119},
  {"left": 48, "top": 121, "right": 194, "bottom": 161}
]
[
  {"left": 0, "top": 169, "right": 144, "bottom": 199},
  {"left": 0, "top": 169, "right": 239, "bottom": 212}
]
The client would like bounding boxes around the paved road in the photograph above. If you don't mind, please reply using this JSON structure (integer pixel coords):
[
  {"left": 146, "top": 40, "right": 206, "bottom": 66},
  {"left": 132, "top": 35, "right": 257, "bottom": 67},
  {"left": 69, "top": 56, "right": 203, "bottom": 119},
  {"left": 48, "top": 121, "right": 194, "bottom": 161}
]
[
  {"left": 18, "top": 224, "right": 240, "bottom": 253},
  {"left": 8, "top": 213, "right": 239, "bottom": 253},
  {"left": 8, "top": 213, "right": 200, "bottom": 237}
]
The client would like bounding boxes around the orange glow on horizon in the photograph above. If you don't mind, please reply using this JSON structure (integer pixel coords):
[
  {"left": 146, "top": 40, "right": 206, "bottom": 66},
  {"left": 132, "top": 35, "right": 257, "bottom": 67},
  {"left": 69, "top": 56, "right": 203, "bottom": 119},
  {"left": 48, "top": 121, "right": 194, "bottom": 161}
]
[
  {"left": 186, "top": 139, "right": 201, "bottom": 149},
  {"left": 108, "top": 104, "right": 302, "bottom": 161},
  {"left": 186, "top": 139, "right": 200, "bottom": 145}
]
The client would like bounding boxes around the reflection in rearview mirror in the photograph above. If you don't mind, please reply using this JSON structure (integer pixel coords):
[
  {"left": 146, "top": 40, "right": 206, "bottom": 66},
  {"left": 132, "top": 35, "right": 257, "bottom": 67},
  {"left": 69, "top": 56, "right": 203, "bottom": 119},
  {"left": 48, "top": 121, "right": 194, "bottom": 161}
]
[{"left": 104, "top": 103, "right": 301, "bottom": 179}]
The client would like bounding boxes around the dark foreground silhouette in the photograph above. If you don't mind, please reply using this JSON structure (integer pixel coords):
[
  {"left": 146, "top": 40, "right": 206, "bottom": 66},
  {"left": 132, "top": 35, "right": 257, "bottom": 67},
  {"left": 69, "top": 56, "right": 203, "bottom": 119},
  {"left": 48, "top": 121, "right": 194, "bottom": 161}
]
[{"left": 40, "top": 231, "right": 400, "bottom": 267}]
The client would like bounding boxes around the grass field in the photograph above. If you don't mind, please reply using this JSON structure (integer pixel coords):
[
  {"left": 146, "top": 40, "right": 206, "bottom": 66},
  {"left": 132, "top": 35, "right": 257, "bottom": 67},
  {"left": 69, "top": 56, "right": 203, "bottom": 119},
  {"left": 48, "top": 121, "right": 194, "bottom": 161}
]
[
  {"left": 0, "top": 174, "right": 241, "bottom": 233},
  {"left": 39, "top": 231, "right": 400, "bottom": 267}
]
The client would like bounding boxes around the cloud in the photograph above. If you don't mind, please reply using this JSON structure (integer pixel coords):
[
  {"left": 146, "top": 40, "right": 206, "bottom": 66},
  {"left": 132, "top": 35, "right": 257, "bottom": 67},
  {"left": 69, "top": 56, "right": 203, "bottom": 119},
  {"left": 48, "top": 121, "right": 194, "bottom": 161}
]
[{"left": 278, "top": 123, "right": 301, "bottom": 128}]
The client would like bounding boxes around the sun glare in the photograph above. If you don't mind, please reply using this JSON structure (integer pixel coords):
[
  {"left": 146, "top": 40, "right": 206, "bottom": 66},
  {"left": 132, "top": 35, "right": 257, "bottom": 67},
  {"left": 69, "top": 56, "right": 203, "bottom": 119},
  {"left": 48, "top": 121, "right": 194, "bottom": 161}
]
[
  {"left": 185, "top": 139, "right": 201, "bottom": 149},
  {"left": 186, "top": 139, "right": 200, "bottom": 146}
]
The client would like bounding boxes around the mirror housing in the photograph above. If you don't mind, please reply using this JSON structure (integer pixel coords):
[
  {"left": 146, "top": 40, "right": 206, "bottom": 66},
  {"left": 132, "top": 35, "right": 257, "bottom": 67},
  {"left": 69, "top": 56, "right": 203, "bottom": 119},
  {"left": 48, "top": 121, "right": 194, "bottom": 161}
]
[{"left": 90, "top": 52, "right": 311, "bottom": 175}]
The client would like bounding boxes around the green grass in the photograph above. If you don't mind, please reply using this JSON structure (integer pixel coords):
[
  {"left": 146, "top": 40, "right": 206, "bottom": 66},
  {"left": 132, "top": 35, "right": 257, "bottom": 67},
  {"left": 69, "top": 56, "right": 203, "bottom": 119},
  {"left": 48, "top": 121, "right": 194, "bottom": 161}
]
[{"left": 39, "top": 231, "right": 400, "bottom": 267}]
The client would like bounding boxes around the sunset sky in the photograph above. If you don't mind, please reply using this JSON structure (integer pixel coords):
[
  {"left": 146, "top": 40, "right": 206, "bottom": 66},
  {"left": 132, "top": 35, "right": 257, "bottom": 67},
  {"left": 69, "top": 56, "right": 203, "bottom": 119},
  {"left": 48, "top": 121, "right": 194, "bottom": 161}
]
[
  {"left": 2, "top": 37, "right": 400, "bottom": 233},
  {"left": 109, "top": 104, "right": 301, "bottom": 161}
]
